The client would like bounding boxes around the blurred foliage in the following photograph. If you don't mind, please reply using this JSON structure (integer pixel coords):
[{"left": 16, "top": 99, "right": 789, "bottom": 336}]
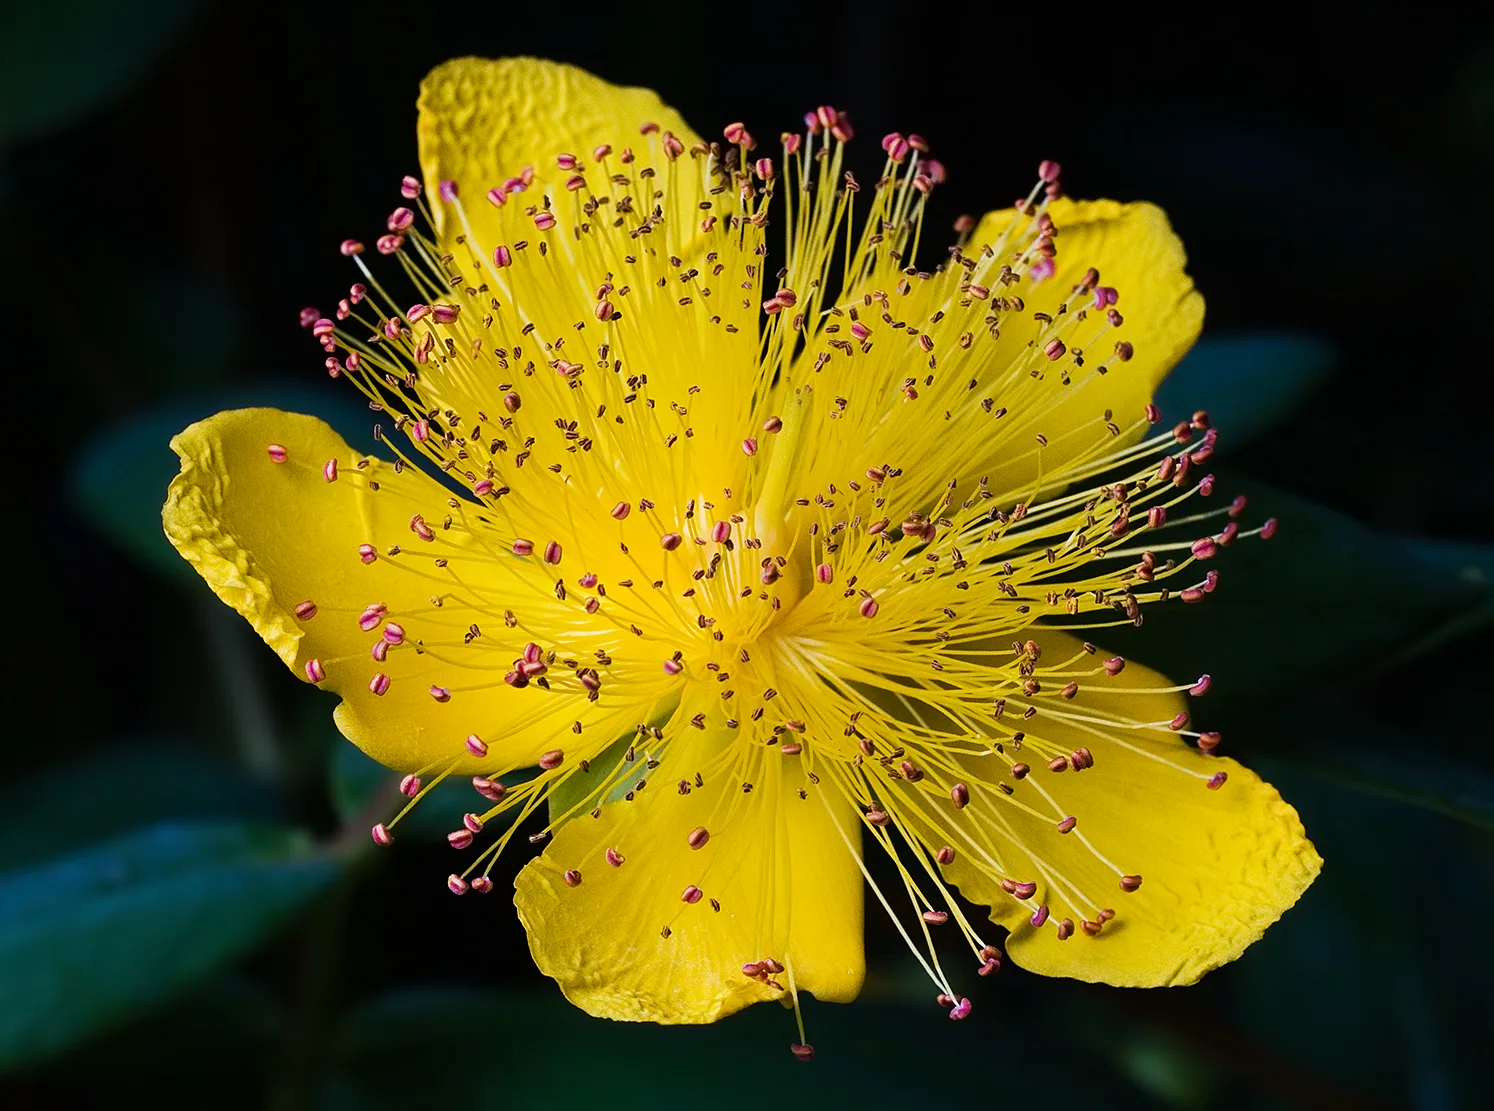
[
  {"left": 3, "top": 2, "right": 1491, "bottom": 1108},
  {"left": 1154, "top": 333, "right": 1335, "bottom": 450},
  {"left": 0, "top": 822, "right": 337, "bottom": 1068},
  {"left": 0, "top": 0, "right": 202, "bottom": 145}
]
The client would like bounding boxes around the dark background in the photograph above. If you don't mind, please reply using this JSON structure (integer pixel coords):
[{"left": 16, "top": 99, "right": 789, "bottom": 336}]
[{"left": 3, "top": 2, "right": 1493, "bottom": 1108}]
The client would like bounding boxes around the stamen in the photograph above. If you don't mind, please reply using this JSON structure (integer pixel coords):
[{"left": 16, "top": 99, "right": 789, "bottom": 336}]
[{"left": 307, "top": 123, "right": 1244, "bottom": 1032}]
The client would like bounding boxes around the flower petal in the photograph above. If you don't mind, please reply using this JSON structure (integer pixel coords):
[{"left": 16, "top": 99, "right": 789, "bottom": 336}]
[
  {"left": 514, "top": 722, "right": 864, "bottom": 1023},
  {"left": 963, "top": 198, "right": 1204, "bottom": 498},
  {"left": 932, "top": 631, "right": 1320, "bottom": 986},
  {"left": 163, "top": 409, "right": 646, "bottom": 774},
  {"left": 417, "top": 56, "right": 701, "bottom": 244}
]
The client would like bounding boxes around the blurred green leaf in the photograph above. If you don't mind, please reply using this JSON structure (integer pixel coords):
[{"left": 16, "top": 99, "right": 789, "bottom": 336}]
[
  {"left": 1265, "top": 700, "right": 1494, "bottom": 830},
  {"left": 68, "top": 383, "right": 383, "bottom": 581},
  {"left": 0, "top": 740, "right": 283, "bottom": 872},
  {"left": 0, "top": 821, "right": 337, "bottom": 1070},
  {"left": 1155, "top": 332, "right": 1335, "bottom": 448},
  {"left": 0, "top": 0, "right": 203, "bottom": 146},
  {"left": 1231, "top": 761, "right": 1471, "bottom": 1106},
  {"left": 1118, "top": 479, "right": 1494, "bottom": 716},
  {"left": 1113, "top": 1033, "right": 1215, "bottom": 1109},
  {"left": 546, "top": 732, "right": 637, "bottom": 823},
  {"left": 548, "top": 705, "right": 678, "bottom": 825},
  {"left": 23, "top": 976, "right": 282, "bottom": 1096}
]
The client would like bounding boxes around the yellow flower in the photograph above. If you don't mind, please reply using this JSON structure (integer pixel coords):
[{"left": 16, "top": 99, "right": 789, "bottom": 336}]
[{"left": 163, "top": 57, "right": 1321, "bottom": 1045}]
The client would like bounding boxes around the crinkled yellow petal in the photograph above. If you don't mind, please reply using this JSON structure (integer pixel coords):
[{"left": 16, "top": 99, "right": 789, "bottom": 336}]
[
  {"left": 417, "top": 56, "right": 701, "bottom": 245},
  {"left": 515, "top": 723, "right": 864, "bottom": 1023},
  {"left": 935, "top": 631, "right": 1320, "bottom": 987},
  {"left": 162, "top": 408, "right": 644, "bottom": 775},
  {"left": 964, "top": 199, "right": 1204, "bottom": 498}
]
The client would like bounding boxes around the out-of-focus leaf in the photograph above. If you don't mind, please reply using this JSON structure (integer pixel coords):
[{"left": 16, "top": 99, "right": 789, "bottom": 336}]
[
  {"left": 546, "top": 732, "right": 638, "bottom": 823},
  {"left": 329, "top": 743, "right": 532, "bottom": 841},
  {"left": 1113, "top": 1033, "right": 1215, "bottom": 1109},
  {"left": 25, "top": 977, "right": 281, "bottom": 1094},
  {"left": 1232, "top": 761, "right": 1473, "bottom": 1107},
  {"left": 320, "top": 987, "right": 1116, "bottom": 1111},
  {"left": 1379, "top": 540, "right": 1494, "bottom": 667},
  {"left": 1119, "top": 479, "right": 1494, "bottom": 716},
  {"left": 0, "top": 740, "right": 283, "bottom": 872},
  {"left": 547, "top": 706, "right": 678, "bottom": 825},
  {"left": 1265, "top": 699, "right": 1494, "bottom": 830},
  {"left": 68, "top": 383, "right": 382, "bottom": 581},
  {"left": 1155, "top": 333, "right": 1335, "bottom": 448},
  {"left": 0, "top": 0, "right": 203, "bottom": 146},
  {"left": 0, "top": 821, "right": 337, "bottom": 1070}
]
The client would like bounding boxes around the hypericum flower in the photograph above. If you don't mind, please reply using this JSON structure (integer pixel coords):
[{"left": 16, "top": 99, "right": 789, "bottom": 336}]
[{"left": 164, "top": 58, "right": 1320, "bottom": 1048}]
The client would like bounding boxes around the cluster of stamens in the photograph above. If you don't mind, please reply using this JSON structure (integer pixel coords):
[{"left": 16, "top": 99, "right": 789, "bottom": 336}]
[{"left": 285, "top": 102, "right": 1269, "bottom": 1054}]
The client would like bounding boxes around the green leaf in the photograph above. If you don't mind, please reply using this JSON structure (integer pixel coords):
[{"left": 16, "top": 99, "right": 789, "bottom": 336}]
[
  {"left": 547, "top": 702, "right": 679, "bottom": 825},
  {"left": 0, "top": 740, "right": 282, "bottom": 872},
  {"left": 1261, "top": 700, "right": 1494, "bottom": 830},
  {"left": 68, "top": 383, "right": 383, "bottom": 581},
  {"left": 545, "top": 731, "right": 639, "bottom": 823},
  {"left": 1116, "top": 478, "right": 1494, "bottom": 716},
  {"left": 0, "top": 0, "right": 203, "bottom": 146},
  {"left": 0, "top": 821, "right": 337, "bottom": 1069},
  {"left": 1154, "top": 332, "right": 1335, "bottom": 448}
]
